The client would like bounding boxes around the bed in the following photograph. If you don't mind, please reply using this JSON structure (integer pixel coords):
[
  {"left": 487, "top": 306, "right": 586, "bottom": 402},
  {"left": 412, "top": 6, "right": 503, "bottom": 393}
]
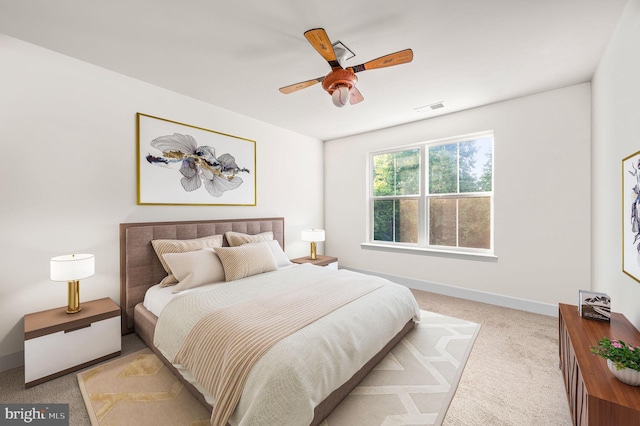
[{"left": 120, "top": 217, "right": 420, "bottom": 426}]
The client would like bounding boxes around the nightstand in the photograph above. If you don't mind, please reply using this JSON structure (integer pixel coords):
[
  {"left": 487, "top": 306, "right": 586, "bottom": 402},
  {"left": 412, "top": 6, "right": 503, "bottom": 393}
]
[
  {"left": 290, "top": 255, "right": 338, "bottom": 269},
  {"left": 24, "top": 297, "right": 121, "bottom": 388}
]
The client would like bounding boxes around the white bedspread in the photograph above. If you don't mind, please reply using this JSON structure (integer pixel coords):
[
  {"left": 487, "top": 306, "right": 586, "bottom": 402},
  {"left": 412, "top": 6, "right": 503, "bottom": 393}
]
[{"left": 154, "top": 264, "right": 420, "bottom": 426}]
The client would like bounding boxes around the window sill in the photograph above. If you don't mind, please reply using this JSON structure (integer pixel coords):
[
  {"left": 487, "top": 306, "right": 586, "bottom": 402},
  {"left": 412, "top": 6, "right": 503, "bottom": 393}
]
[{"left": 360, "top": 242, "right": 498, "bottom": 262}]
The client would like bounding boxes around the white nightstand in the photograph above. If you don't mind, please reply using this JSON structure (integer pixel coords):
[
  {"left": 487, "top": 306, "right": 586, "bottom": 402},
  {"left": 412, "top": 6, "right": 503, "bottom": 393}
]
[
  {"left": 290, "top": 255, "right": 338, "bottom": 269},
  {"left": 24, "top": 297, "right": 121, "bottom": 388}
]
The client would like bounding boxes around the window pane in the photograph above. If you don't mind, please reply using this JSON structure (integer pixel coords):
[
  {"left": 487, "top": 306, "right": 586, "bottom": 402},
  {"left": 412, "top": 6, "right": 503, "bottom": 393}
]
[
  {"left": 429, "top": 144, "right": 457, "bottom": 194},
  {"left": 429, "top": 198, "right": 457, "bottom": 246},
  {"left": 396, "top": 199, "right": 418, "bottom": 243},
  {"left": 459, "top": 137, "right": 493, "bottom": 193},
  {"left": 373, "top": 200, "right": 394, "bottom": 241},
  {"left": 458, "top": 197, "right": 491, "bottom": 249},
  {"left": 373, "top": 153, "right": 394, "bottom": 196},
  {"left": 396, "top": 149, "right": 420, "bottom": 196},
  {"left": 373, "top": 150, "right": 420, "bottom": 196},
  {"left": 374, "top": 199, "right": 418, "bottom": 243}
]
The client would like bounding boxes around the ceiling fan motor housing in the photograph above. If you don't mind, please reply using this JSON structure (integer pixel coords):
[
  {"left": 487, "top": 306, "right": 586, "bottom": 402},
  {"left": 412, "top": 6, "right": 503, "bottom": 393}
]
[{"left": 321, "top": 68, "right": 358, "bottom": 94}]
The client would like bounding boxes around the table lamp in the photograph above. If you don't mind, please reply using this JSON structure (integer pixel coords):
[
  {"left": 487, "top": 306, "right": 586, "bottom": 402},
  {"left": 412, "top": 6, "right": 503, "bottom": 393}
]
[
  {"left": 50, "top": 254, "right": 95, "bottom": 314},
  {"left": 301, "top": 229, "right": 325, "bottom": 260}
]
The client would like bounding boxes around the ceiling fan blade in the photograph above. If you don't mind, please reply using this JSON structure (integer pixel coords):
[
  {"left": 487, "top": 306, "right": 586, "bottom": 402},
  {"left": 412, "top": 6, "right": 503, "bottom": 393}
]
[
  {"left": 348, "top": 49, "right": 414, "bottom": 74},
  {"left": 349, "top": 87, "right": 364, "bottom": 105},
  {"left": 279, "top": 77, "right": 324, "bottom": 94},
  {"left": 304, "top": 28, "right": 342, "bottom": 70}
]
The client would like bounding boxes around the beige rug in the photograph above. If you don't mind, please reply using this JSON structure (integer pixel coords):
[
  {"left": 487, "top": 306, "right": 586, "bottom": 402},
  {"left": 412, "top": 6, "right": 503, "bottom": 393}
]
[
  {"left": 77, "top": 349, "right": 210, "bottom": 425},
  {"left": 78, "top": 310, "right": 480, "bottom": 426}
]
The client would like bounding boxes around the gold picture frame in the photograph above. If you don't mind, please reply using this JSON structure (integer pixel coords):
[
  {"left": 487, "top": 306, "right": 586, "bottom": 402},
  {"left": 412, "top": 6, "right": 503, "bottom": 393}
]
[
  {"left": 137, "top": 113, "right": 256, "bottom": 206},
  {"left": 622, "top": 149, "right": 640, "bottom": 283}
]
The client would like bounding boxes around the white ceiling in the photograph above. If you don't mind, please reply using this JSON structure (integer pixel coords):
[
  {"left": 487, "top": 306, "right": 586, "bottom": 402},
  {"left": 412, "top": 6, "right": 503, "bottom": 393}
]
[{"left": 0, "top": 0, "right": 628, "bottom": 141}]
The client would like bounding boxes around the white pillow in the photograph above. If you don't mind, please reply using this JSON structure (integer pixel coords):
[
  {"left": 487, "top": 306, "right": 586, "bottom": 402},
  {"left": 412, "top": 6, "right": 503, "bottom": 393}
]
[
  {"left": 151, "top": 234, "right": 223, "bottom": 286},
  {"left": 263, "top": 239, "right": 293, "bottom": 267},
  {"left": 162, "top": 248, "right": 226, "bottom": 292},
  {"left": 215, "top": 243, "right": 278, "bottom": 282},
  {"left": 225, "top": 231, "right": 273, "bottom": 247}
]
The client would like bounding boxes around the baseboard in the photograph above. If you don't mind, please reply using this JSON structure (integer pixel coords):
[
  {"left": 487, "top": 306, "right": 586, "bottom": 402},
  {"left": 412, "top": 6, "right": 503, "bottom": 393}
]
[
  {"left": 343, "top": 267, "right": 559, "bottom": 317},
  {"left": 0, "top": 349, "right": 24, "bottom": 373}
]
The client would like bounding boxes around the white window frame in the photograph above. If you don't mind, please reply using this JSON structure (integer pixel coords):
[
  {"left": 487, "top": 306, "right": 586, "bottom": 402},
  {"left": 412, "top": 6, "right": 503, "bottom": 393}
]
[{"left": 364, "top": 131, "right": 495, "bottom": 259}]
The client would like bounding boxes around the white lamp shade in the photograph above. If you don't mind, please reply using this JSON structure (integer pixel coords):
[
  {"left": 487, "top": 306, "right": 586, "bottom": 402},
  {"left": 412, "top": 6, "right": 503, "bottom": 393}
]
[
  {"left": 50, "top": 254, "right": 95, "bottom": 281},
  {"left": 301, "top": 229, "right": 325, "bottom": 242}
]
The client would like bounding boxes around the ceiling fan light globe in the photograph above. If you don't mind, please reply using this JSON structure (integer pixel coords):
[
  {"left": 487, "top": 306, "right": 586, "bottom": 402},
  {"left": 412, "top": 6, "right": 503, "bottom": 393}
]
[{"left": 332, "top": 86, "right": 350, "bottom": 107}]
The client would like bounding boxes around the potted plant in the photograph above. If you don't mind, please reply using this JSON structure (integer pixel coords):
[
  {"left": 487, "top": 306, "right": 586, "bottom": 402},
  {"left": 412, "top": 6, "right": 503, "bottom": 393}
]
[{"left": 590, "top": 337, "right": 640, "bottom": 386}]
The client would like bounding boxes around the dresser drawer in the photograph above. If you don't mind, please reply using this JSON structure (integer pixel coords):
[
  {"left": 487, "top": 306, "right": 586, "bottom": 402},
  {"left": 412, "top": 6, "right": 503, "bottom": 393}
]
[{"left": 25, "top": 314, "right": 120, "bottom": 385}]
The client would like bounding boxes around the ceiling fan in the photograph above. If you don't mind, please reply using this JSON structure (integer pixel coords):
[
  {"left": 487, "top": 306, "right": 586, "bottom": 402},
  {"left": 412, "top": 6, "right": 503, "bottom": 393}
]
[{"left": 279, "top": 28, "right": 413, "bottom": 107}]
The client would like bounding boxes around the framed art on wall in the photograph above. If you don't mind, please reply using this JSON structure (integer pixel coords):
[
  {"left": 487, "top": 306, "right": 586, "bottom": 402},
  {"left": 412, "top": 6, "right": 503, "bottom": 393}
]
[
  {"left": 137, "top": 113, "right": 256, "bottom": 206},
  {"left": 623, "top": 149, "right": 640, "bottom": 283}
]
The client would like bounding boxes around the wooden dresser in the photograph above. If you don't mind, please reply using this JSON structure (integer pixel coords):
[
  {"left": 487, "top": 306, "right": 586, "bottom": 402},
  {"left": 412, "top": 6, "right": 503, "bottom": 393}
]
[{"left": 558, "top": 303, "right": 640, "bottom": 425}]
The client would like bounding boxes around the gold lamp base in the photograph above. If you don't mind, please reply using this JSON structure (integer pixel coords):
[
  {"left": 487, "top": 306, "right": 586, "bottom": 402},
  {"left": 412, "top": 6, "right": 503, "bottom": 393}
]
[
  {"left": 67, "top": 280, "right": 81, "bottom": 314},
  {"left": 309, "top": 241, "right": 317, "bottom": 260}
]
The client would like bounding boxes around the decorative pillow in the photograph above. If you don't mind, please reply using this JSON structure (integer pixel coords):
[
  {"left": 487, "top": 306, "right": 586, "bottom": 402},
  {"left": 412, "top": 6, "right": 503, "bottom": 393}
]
[
  {"left": 263, "top": 239, "right": 293, "bottom": 267},
  {"left": 151, "top": 234, "right": 224, "bottom": 286},
  {"left": 225, "top": 231, "right": 273, "bottom": 247},
  {"left": 215, "top": 243, "right": 278, "bottom": 282},
  {"left": 162, "top": 248, "right": 225, "bottom": 293}
]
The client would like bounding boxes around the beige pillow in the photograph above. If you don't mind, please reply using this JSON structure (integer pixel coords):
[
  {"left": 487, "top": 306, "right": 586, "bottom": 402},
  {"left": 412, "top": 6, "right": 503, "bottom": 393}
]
[
  {"left": 151, "top": 234, "right": 224, "bottom": 286},
  {"left": 162, "top": 248, "right": 225, "bottom": 293},
  {"left": 225, "top": 231, "right": 273, "bottom": 247},
  {"left": 215, "top": 243, "right": 278, "bottom": 282}
]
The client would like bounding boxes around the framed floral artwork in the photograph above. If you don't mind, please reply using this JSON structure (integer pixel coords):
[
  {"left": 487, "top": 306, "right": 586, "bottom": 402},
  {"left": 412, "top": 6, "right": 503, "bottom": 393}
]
[
  {"left": 623, "top": 149, "right": 640, "bottom": 283},
  {"left": 137, "top": 113, "right": 256, "bottom": 206}
]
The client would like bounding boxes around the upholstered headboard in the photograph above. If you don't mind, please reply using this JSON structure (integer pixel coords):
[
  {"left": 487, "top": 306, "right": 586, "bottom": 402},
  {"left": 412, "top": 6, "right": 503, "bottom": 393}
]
[{"left": 119, "top": 217, "right": 285, "bottom": 334}]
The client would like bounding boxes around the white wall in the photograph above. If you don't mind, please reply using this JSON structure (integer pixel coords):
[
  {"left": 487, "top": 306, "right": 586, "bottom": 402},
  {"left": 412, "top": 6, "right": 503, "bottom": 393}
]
[
  {"left": 325, "top": 84, "right": 591, "bottom": 313},
  {"left": 592, "top": 0, "right": 640, "bottom": 328},
  {"left": 0, "top": 35, "right": 324, "bottom": 369}
]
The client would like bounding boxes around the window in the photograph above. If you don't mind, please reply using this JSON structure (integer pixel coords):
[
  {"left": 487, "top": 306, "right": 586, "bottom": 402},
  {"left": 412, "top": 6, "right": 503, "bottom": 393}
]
[{"left": 369, "top": 132, "right": 493, "bottom": 255}]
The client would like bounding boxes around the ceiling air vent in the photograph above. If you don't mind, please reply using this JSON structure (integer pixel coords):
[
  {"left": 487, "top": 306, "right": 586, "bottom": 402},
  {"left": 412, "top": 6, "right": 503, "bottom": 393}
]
[{"left": 414, "top": 101, "right": 444, "bottom": 114}]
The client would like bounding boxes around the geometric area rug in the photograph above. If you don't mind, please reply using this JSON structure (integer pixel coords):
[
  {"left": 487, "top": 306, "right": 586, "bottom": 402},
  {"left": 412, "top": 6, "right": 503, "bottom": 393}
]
[
  {"left": 78, "top": 310, "right": 479, "bottom": 426},
  {"left": 321, "top": 310, "right": 480, "bottom": 426}
]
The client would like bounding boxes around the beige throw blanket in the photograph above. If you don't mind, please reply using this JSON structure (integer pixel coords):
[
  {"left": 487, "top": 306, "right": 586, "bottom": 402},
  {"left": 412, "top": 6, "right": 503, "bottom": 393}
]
[{"left": 173, "top": 278, "right": 384, "bottom": 426}]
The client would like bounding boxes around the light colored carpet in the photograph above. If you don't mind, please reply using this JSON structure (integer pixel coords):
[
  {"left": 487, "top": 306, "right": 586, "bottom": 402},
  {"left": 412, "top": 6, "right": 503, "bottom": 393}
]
[
  {"left": 77, "top": 310, "right": 479, "bottom": 426},
  {"left": 0, "top": 289, "right": 572, "bottom": 425},
  {"left": 411, "top": 290, "right": 573, "bottom": 426}
]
